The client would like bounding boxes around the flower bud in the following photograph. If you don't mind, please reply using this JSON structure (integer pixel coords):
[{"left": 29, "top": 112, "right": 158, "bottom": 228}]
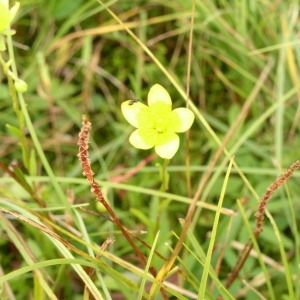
[{"left": 14, "top": 79, "right": 28, "bottom": 93}]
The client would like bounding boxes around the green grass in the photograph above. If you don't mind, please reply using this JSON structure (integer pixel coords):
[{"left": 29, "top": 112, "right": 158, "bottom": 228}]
[{"left": 1, "top": 0, "right": 300, "bottom": 299}]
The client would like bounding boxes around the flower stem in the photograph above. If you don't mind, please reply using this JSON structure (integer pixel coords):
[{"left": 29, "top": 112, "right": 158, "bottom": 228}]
[{"left": 160, "top": 159, "right": 170, "bottom": 192}]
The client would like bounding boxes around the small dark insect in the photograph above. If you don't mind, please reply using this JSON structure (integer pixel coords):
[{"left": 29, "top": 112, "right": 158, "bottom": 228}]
[{"left": 129, "top": 98, "right": 139, "bottom": 105}]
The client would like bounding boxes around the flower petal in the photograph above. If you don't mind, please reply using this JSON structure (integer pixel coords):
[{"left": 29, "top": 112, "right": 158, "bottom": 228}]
[
  {"left": 9, "top": 3, "right": 20, "bottom": 23},
  {"left": 121, "top": 100, "right": 149, "bottom": 128},
  {"left": 0, "top": 0, "right": 8, "bottom": 7},
  {"left": 0, "top": 3, "right": 10, "bottom": 32},
  {"left": 155, "top": 133, "right": 179, "bottom": 159},
  {"left": 148, "top": 84, "right": 172, "bottom": 106},
  {"left": 129, "top": 129, "right": 155, "bottom": 149},
  {"left": 170, "top": 108, "right": 195, "bottom": 132}
]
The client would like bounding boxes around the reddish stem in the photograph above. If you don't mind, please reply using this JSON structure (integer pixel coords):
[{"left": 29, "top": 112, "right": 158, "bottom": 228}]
[{"left": 77, "top": 115, "right": 169, "bottom": 299}]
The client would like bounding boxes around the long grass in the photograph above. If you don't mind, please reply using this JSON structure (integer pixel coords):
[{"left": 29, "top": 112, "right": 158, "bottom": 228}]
[{"left": 1, "top": 0, "right": 300, "bottom": 299}]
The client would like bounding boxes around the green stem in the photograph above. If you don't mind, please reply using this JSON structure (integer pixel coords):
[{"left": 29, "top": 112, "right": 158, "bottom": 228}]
[
  {"left": 160, "top": 159, "right": 170, "bottom": 192},
  {"left": 5, "top": 30, "right": 68, "bottom": 207}
]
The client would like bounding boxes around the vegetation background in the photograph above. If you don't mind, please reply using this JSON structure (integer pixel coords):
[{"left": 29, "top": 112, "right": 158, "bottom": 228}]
[{"left": 1, "top": 0, "right": 300, "bottom": 299}]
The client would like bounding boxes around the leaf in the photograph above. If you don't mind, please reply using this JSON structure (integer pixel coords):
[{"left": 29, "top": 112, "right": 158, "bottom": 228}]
[
  {"left": 29, "top": 149, "right": 37, "bottom": 177},
  {"left": 6, "top": 124, "right": 23, "bottom": 139},
  {"left": 11, "top": 165, "right": 33, "bottom": 194},
  {"left": 51, "top": 0, "right": 84, "bottom": 20}
]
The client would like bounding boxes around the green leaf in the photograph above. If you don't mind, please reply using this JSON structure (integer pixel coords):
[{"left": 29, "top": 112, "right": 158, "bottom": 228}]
[
  {"left": 12, "top": 165, "right": 33, "bottom": 193},
  {"left": 20, "top": 143, "right": 29, "bottom": 170},
  {"left": 6, "top": 124, "right": 23, "bottom": 139},
  {"left": 52, "top": 0, "right": 84, "bottom": 20},
  {"left": 29, "top": 149, "right": 37, "bottom": 177}
]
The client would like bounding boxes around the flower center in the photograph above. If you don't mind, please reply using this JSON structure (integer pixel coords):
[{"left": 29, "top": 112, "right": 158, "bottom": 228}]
[
  {"left": 146, "top": 102, "right": 171, "bottom": 134},
  {"left": 154, "top": 118, "right": 167, "bottom": 133}
]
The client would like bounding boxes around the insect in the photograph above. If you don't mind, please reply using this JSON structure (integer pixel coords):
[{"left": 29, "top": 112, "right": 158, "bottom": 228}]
[{"left": 129, "top": 98, "right": 139, "bottom": 105}]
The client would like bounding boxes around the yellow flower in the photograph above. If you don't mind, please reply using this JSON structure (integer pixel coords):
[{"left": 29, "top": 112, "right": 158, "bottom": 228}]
[
  {"left": 121, "top": 84, "right": 195, "bottom": 159},
  {"left": 0, "top": 0, "right": 20, "bottom": 51}
]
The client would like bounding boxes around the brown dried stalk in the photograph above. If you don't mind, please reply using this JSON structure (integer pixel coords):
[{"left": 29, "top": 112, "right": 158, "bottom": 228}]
[
  {"left": 224, "top": 160, "right": 300, "bottom": 290},
  {"left": 77, "top": 115, "right": 168, "bottom": 297},
  {"left": 77, "top": 115, "right": 149, "bottom": 264}
]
